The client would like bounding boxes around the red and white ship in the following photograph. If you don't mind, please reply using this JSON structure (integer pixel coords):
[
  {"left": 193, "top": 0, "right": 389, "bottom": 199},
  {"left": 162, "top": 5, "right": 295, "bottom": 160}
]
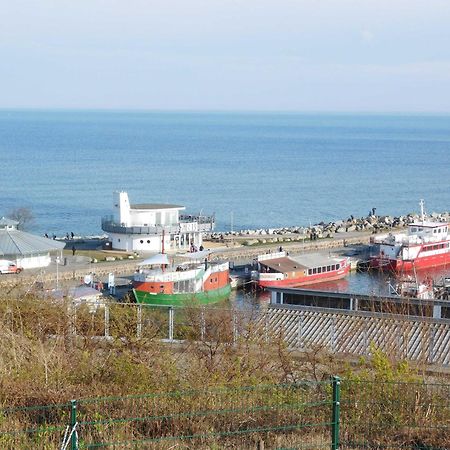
[
  {"left": 251, "top": 251, "right": 350, "bottom": 289},
  {"left": 370, "top": 202, "right": 450, "bottom": 272}
]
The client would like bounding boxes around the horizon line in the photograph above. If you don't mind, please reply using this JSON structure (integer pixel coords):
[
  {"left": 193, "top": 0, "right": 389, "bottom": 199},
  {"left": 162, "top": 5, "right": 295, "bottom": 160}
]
[{"left": 1, "top": 107, "right": 450, "bottom": 116}]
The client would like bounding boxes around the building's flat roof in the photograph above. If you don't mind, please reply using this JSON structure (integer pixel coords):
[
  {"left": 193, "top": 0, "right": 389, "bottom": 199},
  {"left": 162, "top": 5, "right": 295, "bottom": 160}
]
[{"left": 130, "top": 203, "right": 185, "bottom": 211}]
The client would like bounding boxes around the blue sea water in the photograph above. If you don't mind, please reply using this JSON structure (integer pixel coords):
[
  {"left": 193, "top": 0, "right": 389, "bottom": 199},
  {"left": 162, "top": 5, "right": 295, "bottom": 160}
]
[{"left": 0, "top": 110, "right": 449, "bottom": 236}]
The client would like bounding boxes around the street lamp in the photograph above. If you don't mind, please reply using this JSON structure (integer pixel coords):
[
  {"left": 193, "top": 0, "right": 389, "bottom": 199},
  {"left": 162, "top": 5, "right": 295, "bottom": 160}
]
[{"left": 56, "top": 256, "right": 60, "bottom": 291}]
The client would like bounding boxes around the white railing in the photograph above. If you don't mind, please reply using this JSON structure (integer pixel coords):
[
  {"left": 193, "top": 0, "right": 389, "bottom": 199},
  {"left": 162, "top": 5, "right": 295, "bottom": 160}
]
[
  {"left": 259, "top": 272, "right": 284, "bottom": 281},
  {"left": 257, "top": 252, "right": 285, "bottom": 262}
]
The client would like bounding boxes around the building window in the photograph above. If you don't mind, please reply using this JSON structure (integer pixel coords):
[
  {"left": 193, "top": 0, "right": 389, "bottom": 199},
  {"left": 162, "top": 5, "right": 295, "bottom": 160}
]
[
  {"left": 147, "top": 240, "right": 150, "bottom": 244},
  {"left": 140, "top": 240, "right": 144, "bottom": 244},
  {"left": 118, "top": 239, "right": 120, "bottom": 242}
]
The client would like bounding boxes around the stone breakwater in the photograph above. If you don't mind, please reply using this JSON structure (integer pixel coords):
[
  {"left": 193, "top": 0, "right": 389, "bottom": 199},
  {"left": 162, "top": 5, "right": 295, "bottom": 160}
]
[{"left": 209, "top": 211, "right": 450, "bottom": 245}]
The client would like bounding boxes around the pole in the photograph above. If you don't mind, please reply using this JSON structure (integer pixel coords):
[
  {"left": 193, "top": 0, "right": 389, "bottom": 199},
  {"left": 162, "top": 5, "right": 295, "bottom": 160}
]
[
  {"left": 70, "top": 399, "right": 77, "bottom": 450},
  {"left": 331, "top": 376, "right": 341, "bottom": 450},
  {"left": 56, "top": 257, "right": 60, "bottom": 291},
  {"left": 231, "top": 211, "right": 234, "bottom": 247}
]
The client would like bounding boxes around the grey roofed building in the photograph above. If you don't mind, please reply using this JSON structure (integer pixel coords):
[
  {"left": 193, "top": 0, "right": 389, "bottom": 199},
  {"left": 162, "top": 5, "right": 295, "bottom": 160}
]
[
  {"left": 0, "top": 218, "right": 66, "bottom": 269},
  {"left": 0, "top": 229, "right": 65, "bottom": 256},
  {"left": 0, "top": 217, "right": 19, "bottom": 230},
  {"left": 130, "top": 203, "right": 184, "bottom": 210}
]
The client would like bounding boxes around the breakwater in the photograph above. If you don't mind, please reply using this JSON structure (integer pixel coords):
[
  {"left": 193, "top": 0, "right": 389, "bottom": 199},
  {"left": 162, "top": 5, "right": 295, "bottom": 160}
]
[{"left": 210, "top": 211, "right": 450, "bottom": 245}]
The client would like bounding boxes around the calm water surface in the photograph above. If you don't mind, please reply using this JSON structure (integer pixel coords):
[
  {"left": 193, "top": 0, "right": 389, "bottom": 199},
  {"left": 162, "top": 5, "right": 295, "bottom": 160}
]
[{"left": 1, "top": 110, "right": 449, "bottom": 237}]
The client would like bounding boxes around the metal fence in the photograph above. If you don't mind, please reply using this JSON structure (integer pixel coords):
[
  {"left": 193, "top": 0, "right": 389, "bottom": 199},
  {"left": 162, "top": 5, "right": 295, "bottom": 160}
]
[
  {"left": 69, "top": 302, "right": 450, "bottom": 367},
  {"left": 0, "top": 379, "right": 448, "bottom": 449}
]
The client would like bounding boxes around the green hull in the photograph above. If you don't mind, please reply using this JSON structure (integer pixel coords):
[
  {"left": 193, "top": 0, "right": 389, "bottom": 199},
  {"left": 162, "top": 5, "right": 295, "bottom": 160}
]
[{"left": 133, "top": 284, "right": 231, "bottom": 306}]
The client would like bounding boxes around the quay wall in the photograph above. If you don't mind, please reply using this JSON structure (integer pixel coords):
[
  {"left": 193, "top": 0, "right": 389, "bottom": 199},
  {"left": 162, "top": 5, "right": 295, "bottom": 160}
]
[
  {"left": 0, "top": 234, "right": 369, "bottom": 289},
  {"left": 208, "top": 233, "right": 371, "bottom": 262}
]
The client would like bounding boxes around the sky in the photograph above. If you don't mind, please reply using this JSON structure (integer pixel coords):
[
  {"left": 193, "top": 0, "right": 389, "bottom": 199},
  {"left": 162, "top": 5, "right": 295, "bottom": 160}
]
[{"left": 1, "top": 0, "right": 450, "bottom": 112}]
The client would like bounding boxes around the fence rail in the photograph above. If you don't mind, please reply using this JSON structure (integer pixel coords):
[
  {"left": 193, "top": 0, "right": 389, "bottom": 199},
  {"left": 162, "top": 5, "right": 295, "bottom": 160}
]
[
  {"left": 0, "top": 379, "right": 448, "bottom": 449},
  {"left": 59, "top": 302, "right": 450, "bottom": 367}
]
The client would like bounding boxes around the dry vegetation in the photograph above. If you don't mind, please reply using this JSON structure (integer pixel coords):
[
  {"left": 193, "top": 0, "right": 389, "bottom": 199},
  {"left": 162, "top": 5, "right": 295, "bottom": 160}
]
[{"left": 0, "top": 293, "right": 448, "bottom": 449}]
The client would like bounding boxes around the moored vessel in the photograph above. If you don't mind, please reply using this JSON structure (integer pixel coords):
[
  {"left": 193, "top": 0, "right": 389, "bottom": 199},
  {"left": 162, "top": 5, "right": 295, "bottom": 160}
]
[
  {"left": 390, "top": 275, "right": 434, "bottom": 299},
  {"left": 251, "top": 251, "right": 350, "bottom": 289},
  {"left": 369, "top": 201, "right": 450, "bottom": 272},
  {"left": 132, "top": 252, "right": 231, "bottom": 306}
]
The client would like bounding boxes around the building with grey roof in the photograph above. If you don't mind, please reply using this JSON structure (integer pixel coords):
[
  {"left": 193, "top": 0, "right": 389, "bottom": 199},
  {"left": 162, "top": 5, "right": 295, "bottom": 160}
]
[{"left": 0, "top": 217, "right": 66, "bottom": 269}]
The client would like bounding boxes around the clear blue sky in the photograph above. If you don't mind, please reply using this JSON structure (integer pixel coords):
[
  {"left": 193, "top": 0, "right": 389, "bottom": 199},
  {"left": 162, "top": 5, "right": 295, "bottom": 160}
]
[{"left": 1, "top": 0, "right": 450, "bottom": 112}]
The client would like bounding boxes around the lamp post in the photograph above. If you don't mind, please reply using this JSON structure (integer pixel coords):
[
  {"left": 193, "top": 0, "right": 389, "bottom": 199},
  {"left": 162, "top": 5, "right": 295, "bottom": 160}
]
[{"left": 56, "top": 256, "right": 60, "bottom": 291}]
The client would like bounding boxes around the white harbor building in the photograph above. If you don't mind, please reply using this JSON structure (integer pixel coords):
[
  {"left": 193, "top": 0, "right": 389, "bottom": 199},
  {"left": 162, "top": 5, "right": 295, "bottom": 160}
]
[
  {"left": 0, "top": 217, "right": 65, "bottom": 269},
  {"left": 101, "top": 192, "right": 214, "bottom": 253}
]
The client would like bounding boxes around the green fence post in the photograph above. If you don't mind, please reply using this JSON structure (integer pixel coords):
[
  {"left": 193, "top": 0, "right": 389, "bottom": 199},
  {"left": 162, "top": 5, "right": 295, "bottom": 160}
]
[
  {"left": 331, "top": 376, "right": 341, "bottom": 450},
  {"left": 70, "top": 399, "right": 78, "bottom": 450}
]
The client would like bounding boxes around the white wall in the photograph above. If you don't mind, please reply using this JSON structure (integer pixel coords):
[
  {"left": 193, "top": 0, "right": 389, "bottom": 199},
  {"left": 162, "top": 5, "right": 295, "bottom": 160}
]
[
  {"left": 16, "top": 253, "right": 51, "bottom": 269},
  {"left": 110, "top": 233, "right": 171, "bottom": 252}
]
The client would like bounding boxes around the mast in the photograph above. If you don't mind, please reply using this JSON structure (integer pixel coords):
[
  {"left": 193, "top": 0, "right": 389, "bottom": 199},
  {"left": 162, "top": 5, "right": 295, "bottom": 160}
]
[
  {"left": 161, "top": 229, "right": 165, "bottom": 272},
  {"left": 419, "top": 199, "right": 425, "bottom": 223}
]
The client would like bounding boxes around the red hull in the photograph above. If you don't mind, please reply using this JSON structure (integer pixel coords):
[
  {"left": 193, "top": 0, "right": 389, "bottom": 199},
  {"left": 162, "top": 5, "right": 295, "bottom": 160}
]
[
  {"left": 370, "top": 252, "right": 450, "bottom": 272},
  {"left": 258, "top": 266, "right": 350, "bottom": 289}
]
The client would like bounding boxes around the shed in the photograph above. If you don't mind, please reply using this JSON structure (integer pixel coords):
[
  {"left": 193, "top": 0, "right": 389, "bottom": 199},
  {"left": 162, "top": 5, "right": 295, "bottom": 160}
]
[{"left": 0, "top": 217, "right": 66, "bottom": 269}]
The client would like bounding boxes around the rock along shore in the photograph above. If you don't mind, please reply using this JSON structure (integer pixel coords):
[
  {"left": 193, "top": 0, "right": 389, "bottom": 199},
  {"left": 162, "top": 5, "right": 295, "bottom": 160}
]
[{"left": 209, "top": 211, "right": 450, "bottom": 246}]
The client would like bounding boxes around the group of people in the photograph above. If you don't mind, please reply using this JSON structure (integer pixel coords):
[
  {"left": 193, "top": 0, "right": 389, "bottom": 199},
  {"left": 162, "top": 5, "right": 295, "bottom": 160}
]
[
  {"left": 189, "top": 244, "right": 204, "bottom": 253},
  {"left": 43, "top": 231, "right": 75, "bottom": 240}
]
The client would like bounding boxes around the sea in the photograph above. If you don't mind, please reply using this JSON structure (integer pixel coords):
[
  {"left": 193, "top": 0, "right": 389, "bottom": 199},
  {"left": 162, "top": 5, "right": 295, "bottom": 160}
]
[{"left": 1, "top": 110, "right": 449, "bottom": 237}]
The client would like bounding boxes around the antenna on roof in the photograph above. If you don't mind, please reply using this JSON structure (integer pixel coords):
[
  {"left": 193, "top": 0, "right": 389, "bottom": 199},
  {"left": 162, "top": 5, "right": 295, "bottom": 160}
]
[{"left": 419, "top": 199, "right": 425, "bottom": 223}]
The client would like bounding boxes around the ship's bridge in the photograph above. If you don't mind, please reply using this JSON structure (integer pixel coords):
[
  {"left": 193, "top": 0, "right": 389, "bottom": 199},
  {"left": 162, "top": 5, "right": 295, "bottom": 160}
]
[{"left": 408, "top": 222, "right": 449, "bottom": 243}]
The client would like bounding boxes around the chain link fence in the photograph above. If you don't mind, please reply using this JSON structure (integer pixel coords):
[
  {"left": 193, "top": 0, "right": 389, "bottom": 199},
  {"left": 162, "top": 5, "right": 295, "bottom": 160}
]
[{"left": 0, "top": 378, "right": 448, "bottom": 449}]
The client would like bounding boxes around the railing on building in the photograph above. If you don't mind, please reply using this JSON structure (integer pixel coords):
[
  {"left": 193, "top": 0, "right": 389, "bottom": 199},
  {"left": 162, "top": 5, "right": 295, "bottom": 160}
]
[
  {"left": 101, "top": 215, "right": 214, "bottom": 235},
  {"left": 268, "top": 287, "right": 450, "bottom": 319},
  {"left": 180, "top": 213, "right": 215, "bottom": 232}
]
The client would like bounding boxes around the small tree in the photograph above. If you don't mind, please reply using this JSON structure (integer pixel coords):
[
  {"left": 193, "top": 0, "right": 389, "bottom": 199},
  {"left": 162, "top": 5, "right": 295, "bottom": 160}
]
[{"left": 7, "top": 207, "right": 34, "bottom": 231}]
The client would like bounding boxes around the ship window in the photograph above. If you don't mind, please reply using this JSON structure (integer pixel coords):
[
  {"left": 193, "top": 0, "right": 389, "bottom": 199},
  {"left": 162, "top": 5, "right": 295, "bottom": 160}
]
[
  {"left": 411, "top": 227, "right": 417, "bottom": 232},
  {"left": 140, "top": 240, "right": 144, "bottom": 244},
  {"left": 318, "top": 267, "right": 322, "bottom": 274},
  {"left": 313, "top": 268, "right": 317, "bottom": 274},
  {"left": 331, "top": 264, "right": 335, "bottom": 271},
  {"left": 118, "top": 239, "right": 120, "bottom": 242},
  {"left": 147, "top": 240, "right": 150, "bottom": 244},
  {"left": 336, "top": 264, "right": 340, "bottom": 270},
  {"left": 438, "top": 229, "right": 441, "bottom": 233},
  {"left": 326, "top": 265, "right": 330, "bottom": 272},
  {"left": 308, "top": 269, "right": 312, "bottom": 275}
]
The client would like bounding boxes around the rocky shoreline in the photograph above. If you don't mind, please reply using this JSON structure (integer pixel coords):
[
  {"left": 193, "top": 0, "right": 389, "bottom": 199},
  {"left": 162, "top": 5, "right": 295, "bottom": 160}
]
[{"left": 210, "top": 211, "right": 450, "bottom": 245}]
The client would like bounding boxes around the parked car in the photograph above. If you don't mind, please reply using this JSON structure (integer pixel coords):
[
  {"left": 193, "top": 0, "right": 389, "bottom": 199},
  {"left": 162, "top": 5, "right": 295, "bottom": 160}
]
[{"left": 0, "top": 260, "right": 23, "bottom": 274}]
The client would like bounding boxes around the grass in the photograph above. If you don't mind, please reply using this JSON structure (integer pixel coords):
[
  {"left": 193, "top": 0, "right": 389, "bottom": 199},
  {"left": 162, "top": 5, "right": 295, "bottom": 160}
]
[
  {"left": 63, "top": 249, "right": 135, "bottom": 261},
  {"left": 0, "top": 293, "right": 447, "bottom": 449}
]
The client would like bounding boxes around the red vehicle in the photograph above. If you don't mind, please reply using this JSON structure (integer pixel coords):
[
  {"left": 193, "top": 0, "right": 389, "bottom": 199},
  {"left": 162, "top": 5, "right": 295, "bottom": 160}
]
[{"left": 0, "top": 260, "right": 23, "bottom": 274}]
